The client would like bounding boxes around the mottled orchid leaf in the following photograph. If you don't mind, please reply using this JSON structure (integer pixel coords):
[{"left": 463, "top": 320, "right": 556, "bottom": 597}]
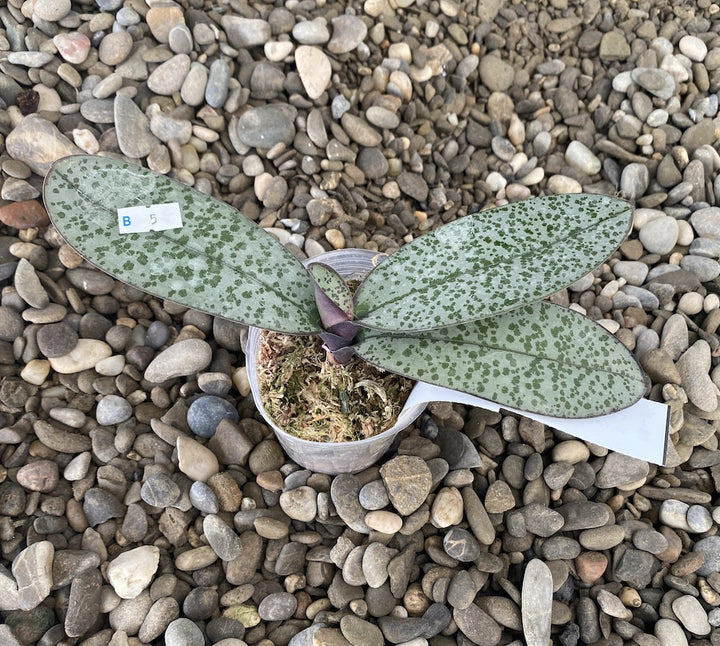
[
  {"left": 354, "top": 194, "right": 633, "bottom": 331},
  {"left": 309, "top": 263, "right": 354, "bottom": 329},
  {"left": 43, "top": 155, "right": 321, "bottom": 334},
  {"left": 354, "top": 301, "right": 647, "bottom": 418}
]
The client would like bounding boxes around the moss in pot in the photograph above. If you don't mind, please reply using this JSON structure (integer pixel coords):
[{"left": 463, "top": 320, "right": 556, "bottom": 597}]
[{"left": 43, "top": 155, "right": 648, "bottom": 472}]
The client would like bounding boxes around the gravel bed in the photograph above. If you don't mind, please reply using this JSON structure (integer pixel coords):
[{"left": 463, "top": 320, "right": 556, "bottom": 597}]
[{"left": 2, "top": 0, "right": 720, "bottom": 645}]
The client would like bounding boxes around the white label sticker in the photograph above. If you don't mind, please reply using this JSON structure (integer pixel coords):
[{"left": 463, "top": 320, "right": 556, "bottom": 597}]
[{"left": 118, "top": 203, "right": 183, "bottom": 233}]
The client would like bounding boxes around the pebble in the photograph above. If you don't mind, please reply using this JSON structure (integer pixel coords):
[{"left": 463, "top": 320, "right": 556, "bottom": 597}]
[
  {"left": 236, "top": 104, "right": 297, "bottom": 148},
  {"left": 639, "top": 217, "right": 679, "bottom": 254},
  {"left": 48, "top": 339, "right": 112, "bottom": 374},
  {"left": 177, "top": 435, "right": 220, "bottom": 482},
  {"left": 479, "top": 55, "right": 515, "bottom": 92},
  {"left": 632, "top": 68, "right": 677, "bottom": 100},
  {"left": 279, "top": 486, "right": 317, "bottom": 522},
  {"left": 147, "top": 54, "right": 191, "bottom": 95},
  {"left": 165, "top": 618, "right": 206, "bottom": 646},
  {"left": 203, "top": 514, "right": 242, "bottom": 560},
  {"left": 430, "top": 487, "right": 464, "bottom": 528},
  {"left": 141, "top": 474, "right": 181, "bottom": 508},
  {"left": 6, "top": 115, "right": 83, "bottom": 176},
  {"left": 595, "top": 453, "right": 649, "bottom": 489},
  {"left": 522, "top": 559, "right": 553, "bottom": 646},
  {"left": 671, "top": 595, "right": 711, "bottom": 635},
  {"left": 565, "top": 141, "right": 601, "bottom": 175},
  {"left": 676, "top": 341, "right": 718, "bottom": 412},
  {"left": 187, "top": 395, "right": 240, "bottom": 438},
  {"left": 16, "top": 460, "right": 58, "bottom": 493},
  {"left": 106, "top": 546, "right": 160, "bottom": 599},
  {"left": 145, "top": 339, "right": 213, "bottom": 382},
  {"left": 12, "top": 541, "right": 54, "bottom": 610},
  {"left": 95, "top": 394, "right": 132, "bottom": 425},
  {"left": 329, "top": 16, "right": 368, "bottom": 54},
  {"left": 380, "top": 455, "right": 432, "bottom": 516},
  {"left": 679, "top": 35, "right": 708, "bottom": 62}
]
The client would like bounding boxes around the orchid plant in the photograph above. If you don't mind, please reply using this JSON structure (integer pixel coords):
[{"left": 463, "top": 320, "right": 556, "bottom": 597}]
[{"left": 43, "top": 155, "right": 647, "bottom": 420}]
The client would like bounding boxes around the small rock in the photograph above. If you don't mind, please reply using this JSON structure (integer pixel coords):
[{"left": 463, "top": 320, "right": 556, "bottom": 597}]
[
  {"left": 187, "top": 395, "right": 239, "bottom": 438},
  {"left": 671, "top": 595, "right": 711, "bottom": 635},
  {"left": 676, "top": 341, "right": 718, "bottom": 412},
  {"left": 165, "top": 618, "right": 206, "bottom": 646},
  {"left": 141, "top": 474, "right": 181, "bottom": 508},
  {"left": 145, "top": 339, "right": 213, "bottom": 382},
  {"left": 380, "top": 455, "right": 432, "bottom": 516},
  {"left": 479, "top": 55, "right": 515, "bottom": 92},
  {"left": 203, "top": 515, "right": 242, "bottom": 561},
  {"left": 16, "top": 460, "right": 58, "bottom": 493},
  {"left": 522, "top": 559, "right": 553, "bottom": 646},
  {"left": 12, "top": 541, "right": 54, "bottom": 610},
  {"left": 0, "top": 200, "right": 49, "bottom": 229},
  {"left": 106, "top": 546, "right": 160, "bottom": 599},
  {"left": 565, "top": 141, "right": 601, "bottom": 175},
  {"left": 5, "top": 114, "right": 82, "bottom": 176},
  {"left": 639, "top": 217, "right": 679, "bottom": 254},
  {"left": 258, "top": 592, "right": 297, "bottom": 621},
  {"left": 279, "top": 486, "right": 317, "bottom": 522},
  {"left": 430, "top": 487, "right": 464, "bottom": 528},
  {"left": 95, "top": 394, "right": 133, "bottom": 425},
  {"left": 632, "top": 68, "right": 676, "bottom": 100},
  {"left": 574, "top": 552, "right": 608, "bottom": 583}
]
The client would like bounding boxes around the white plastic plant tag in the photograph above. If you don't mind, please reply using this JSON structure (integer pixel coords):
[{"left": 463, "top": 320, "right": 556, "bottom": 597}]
[
  {"left": 406, "top": 383, "right": 670, "bottom": 465},
  {"left": 117, "top": 203, "right": 183, "bottom": 233}
]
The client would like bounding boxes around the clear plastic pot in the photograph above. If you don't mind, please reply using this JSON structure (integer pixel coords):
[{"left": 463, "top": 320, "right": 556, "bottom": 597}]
[{"left": 246, "top": 248, "right": 427, "bottom": 474}]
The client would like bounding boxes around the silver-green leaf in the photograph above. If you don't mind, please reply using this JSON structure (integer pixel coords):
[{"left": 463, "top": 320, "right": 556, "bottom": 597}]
[
  {"left": 354, "top": 194, "right": 632, "bottom": 331},
  {"left": 43, "top": 155, "right": 321, "bottom": 334},
  {"left": 309, "top": 263, "right": 354, "bottom": 320},
  {"left": 354, "top": 301, "right": 647, "bottom": 418}
]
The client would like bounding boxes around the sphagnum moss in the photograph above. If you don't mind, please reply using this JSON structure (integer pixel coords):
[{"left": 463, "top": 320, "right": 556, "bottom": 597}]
[{"left": 257, "top": 330, "right": 414, "bottom": 443}]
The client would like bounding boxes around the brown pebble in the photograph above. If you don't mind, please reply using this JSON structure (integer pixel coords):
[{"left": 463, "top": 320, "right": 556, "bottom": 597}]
[
  {"left": 671, "top": 551, "right": 705, "bottom": 577},
  {"left": 404, "top": 582, "right": 431, "bottom": 617},
  {"left": 574, "top": 552, "right": 608, "bottom": 584},
  {"left": 0, "top": 200, "right": 50, "bottom": 229},
  {"left": 16, "top": 459, "right": 59, "bottom": 493},
  {"left": 207, "top": 472, "right": 243, "bottom": 512},
  {"left": 256, "top": 470, "right": 284, "bottom": 492},
  {"left": 656, "top": 526, "right": 683, "bottom": 562}
]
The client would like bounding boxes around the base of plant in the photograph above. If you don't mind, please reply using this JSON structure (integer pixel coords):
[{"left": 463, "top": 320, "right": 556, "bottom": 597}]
[{"left": 257, "top": 330, "right": 415, "bottom": 443}]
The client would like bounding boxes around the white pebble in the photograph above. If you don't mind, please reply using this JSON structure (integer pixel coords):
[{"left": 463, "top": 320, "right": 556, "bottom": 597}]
[
  {"left": 565, "top": 140, "right": 601, "bottom": 175},
  {"left": 596, "top": 319, "right": 620, "bottom": 334},
  {"left": 677, "top": 220, "right": 694, "bottom": 246},
  {"left": 611, "top": 71, "right": 634, "bottom": 93},
  {"left": 106, "top": 546, "right": 159, "bottom": 599},
  {"left": 678, "top": 292, "right": 704, "bottom": 316},
  {"left": 712, "top": 507, "right": 720, "bottom": 526},
  {"left": 546, "top": 174, "right": 582, "bottom": 194},
  {"left": 705, "top": 293, "right": 720, "bottom": 313},
  {"left": 600, "top": 279, "right": 622, "bottom": 298},
  {"left": 520, "top": 167, "right": 544, "bottom": 186},
  {"left": 639, "top": 216, "right": 679, "bottom": 254},
  {"left": 687, "top": 505, "right": 713, "bottom": 533},
  {"left": 264, "top": 41, "right": 294, "bottom": 62},
  {"left": 485, "top": 171, "right": 507, "bottom": 192},
  {"left": 633, "top": 208, "right": 664, "bottom": 230},
  {"left": 659, "top": 499, "right": 692, "bottom": 531},
  {"left": 679, "top": 35, "right": 708, "bottom": 62},
  {"left": 95, "top": 354, "right": 125, "bottom": 376}
]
